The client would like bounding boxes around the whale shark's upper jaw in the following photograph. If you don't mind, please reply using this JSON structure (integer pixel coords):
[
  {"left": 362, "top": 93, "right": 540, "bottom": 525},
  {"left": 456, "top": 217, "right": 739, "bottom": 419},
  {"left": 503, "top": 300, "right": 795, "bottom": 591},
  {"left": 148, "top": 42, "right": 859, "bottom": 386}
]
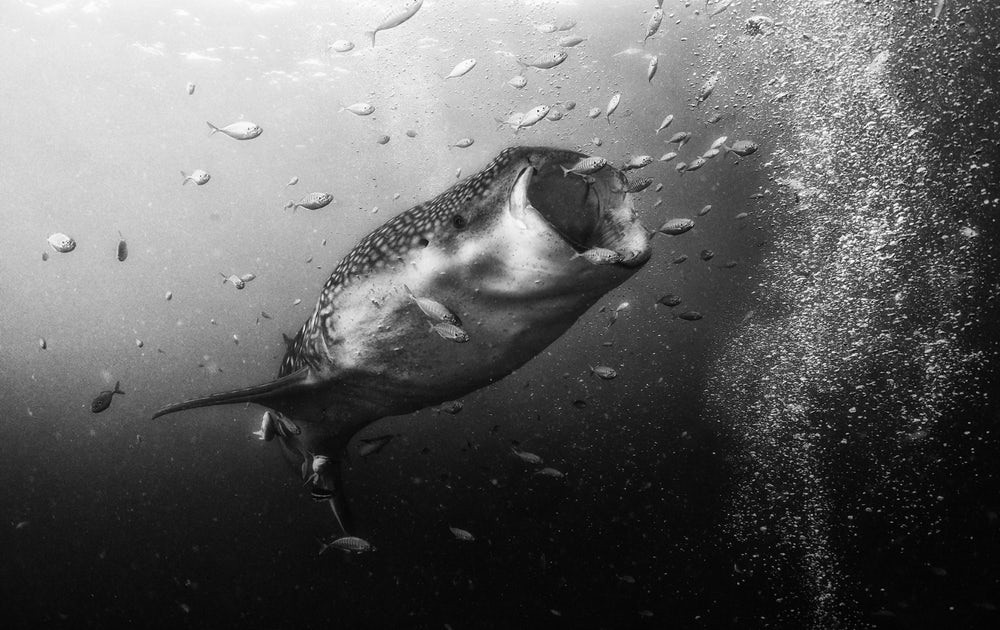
[{"left": 508, "top": 153, "right": 652, "bottom": 269}]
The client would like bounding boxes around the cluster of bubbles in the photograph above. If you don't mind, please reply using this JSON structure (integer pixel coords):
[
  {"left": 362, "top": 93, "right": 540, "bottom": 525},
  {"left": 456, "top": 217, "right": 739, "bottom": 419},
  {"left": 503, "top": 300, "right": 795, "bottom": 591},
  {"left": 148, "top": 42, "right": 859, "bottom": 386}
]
[{"left": 705, "top": 1, "right": 995, "bottom": 627}]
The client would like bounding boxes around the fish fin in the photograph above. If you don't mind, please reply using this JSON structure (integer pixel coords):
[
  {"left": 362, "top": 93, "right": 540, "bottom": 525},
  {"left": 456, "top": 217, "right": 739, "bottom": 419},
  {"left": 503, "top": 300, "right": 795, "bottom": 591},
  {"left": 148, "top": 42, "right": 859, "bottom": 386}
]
[
  {"left": 152, "top": 367, "right": 315, "bottom": 419},
  {"left": 364, "top": 30, "right": 376, "bottom": 48},
  {"left": 206, "top": 121, "right": 220, "bottom": 135},
  {"left": 559, "top": 165, "right": 571, "bottom": 177},
  {"left": 114, "top": 381, "right": 125, "bottom": 395},
  {"left": 180, "top": 171, "right": 190, "bottom": 185}
]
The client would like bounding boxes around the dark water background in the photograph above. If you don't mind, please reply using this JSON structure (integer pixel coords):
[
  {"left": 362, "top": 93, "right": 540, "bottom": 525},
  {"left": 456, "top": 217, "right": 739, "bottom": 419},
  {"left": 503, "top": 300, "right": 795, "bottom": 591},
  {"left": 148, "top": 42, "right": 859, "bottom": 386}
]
[{"left": 2, "top": 1, "right": 998, "bottom": 628}]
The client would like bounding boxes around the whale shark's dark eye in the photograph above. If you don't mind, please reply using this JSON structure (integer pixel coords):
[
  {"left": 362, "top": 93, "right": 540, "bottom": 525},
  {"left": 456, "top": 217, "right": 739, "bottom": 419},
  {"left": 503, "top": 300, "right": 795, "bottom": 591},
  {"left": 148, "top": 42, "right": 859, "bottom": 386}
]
[{"left": 452, "top": 214, "right": 467, "bottom": 229}]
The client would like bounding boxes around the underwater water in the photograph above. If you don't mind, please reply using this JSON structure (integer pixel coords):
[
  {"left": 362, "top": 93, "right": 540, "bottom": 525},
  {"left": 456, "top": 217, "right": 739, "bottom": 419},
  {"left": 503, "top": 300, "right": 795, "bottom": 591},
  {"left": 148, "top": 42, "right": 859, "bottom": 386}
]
[{"left": 2, "top": 0, "right": 999, "bottom": 628}]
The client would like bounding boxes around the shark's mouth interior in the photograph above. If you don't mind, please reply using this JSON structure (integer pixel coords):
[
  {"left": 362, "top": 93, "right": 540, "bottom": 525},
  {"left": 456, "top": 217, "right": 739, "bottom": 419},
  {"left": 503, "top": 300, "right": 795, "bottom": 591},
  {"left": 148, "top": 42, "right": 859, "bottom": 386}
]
[{"left": 511, "top": 160, "right": 649, "bottom": 267}]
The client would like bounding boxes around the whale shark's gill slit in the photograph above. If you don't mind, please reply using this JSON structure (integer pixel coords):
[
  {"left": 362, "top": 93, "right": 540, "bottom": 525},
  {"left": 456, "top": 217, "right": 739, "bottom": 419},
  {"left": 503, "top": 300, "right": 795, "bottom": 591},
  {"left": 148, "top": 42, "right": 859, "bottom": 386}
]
[{"left": 152, "top": 368, "right": 313, "bottom": 419}]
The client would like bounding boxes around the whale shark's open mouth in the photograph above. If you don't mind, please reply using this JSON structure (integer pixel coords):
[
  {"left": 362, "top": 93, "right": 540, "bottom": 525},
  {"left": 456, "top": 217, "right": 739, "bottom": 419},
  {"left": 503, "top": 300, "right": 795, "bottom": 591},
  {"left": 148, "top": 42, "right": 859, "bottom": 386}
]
[{"left": 509, "top": 159, "right": 651, "bottom": 268}]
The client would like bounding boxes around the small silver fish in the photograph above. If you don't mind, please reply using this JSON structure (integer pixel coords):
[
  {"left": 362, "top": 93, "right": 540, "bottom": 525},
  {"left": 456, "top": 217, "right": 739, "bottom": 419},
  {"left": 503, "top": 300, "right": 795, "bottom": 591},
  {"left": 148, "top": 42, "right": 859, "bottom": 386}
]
[
  {"left": 38, "top": 337, "right": 47, "bottom": 350},
  {"left": 47, "top": 232, "right": 76, "bottom": 253},
  {"left": 587, "top": 107, "right": 601, "bottom": 119},
  {"left": 515, "top": 105, "right": 550, "bottom": 130},
  {"left": 329, "top": 40, "right": 354, "bottom": 53},
  {"left": 428, "top": 321, "right": 470, "bottom": 343},
  {"left": 518, "top": 51, "right": 567, "bottom": 69},
  {"left": 239, "top": 273, "right": 256, "bottom": 283},
  {"left": 165, "top": 291, "right": 173, "bottom": 301},
  {"left": 186, "top": 82, "right": 195, "bottom": 95},
  {"left": 340, "top": 103, "right": 375, "bottom": 116},
  {"left": 512, "top": 447, "right": 543, "bottom": 465},
  {"left": 724, "top": 140, "right": 759, "bottom": 157},
  {"left": 320, "top": 536, "right": 373, "bottom": 554},
  {"left": 702, "top": 148, "right": 721, "bottom": 159},
  {"left": 445, "top": 58, "right": 476, "bottom": 79},
  {"left": 254, "top": 411, "right": 277, "bottom": 441},
  {"left": 449, "top": 526, "right": 475, "bottom": 541},
  {"left": 685, "top": 157, "right": 708, "bottom": 172},
  {"left": 647, "top": 55, "right": 658, "bottom": 82},
  {"left": 657, "top": 294, "right": 682, "bottom": 307},
  {"left": 365, "top": 0, "right": 423, "bottom": 47},
  {"left": 697, "top": 205, "right": 713, "bottom": 216},
  {"left": 675, "top": 162, "right": 688, "bottom": 173},
  {"left": 507, "top": 75, "right": 527, "bottom": 89},
  {"left": 571, "top": 247, "right": 623, "bottom": 265},
  {"left": 286, "top": 192, "right": 334, "bottom": 212},
  {"left": 535, "top": 23, "right": 557, "bottom": 33},
  {"left": 181, "top": 169, "right": 211, "bottom": 186},
  {"left": 534, "top": 467, "right": 566, "bottom": 479},
  {"left": 657, "top": 218, "right": 695, "bottom": 235},
  {"left": 659, "top": 151, "right": 678, "bottom": 162},
  {"left": 286, "top": 176, "right": 299, "bottom": 186},
  {"left": 560, "top": 156, "right": 607, "bottom": 177},
  {"left": 558, "top": 35, "right": 585, "bottom": 47},
  {"left": 655, "top": 114, "right": 674, "bottom": 133},
  {"left": 555, "top": 19, "right": 576, "bottom": 31},
  {"left": 710, "top": 136, "right": 729, "bottom": 150},
  {"left": 206, "top": 121, "right": 262, "bottom": 140},
  {"left": 220, "top": 273, "right": 246, "bottom": 290},
  {"left": 666, "top": 131, "right": 691, "bottom": 148},
  {"left": 451, "top": 138, "right": 474, "bottom": 149},
  {"left": 643, "top": 10, "right": 663, "bottom": 43},
  {"left": 589, "top": 365, "right": 617, "bottom": 380},
  {"left": 605, "top": 92, "right": 621, "bottom": 125},
  {"left": 622, "top": 155, "right": 653, "bottom": 171},
  {"left": 405, "top": 284, "right": 461, "bottom": 325},
  {"left": 678, "top": 310, "right": 704, "bottom": 321}
]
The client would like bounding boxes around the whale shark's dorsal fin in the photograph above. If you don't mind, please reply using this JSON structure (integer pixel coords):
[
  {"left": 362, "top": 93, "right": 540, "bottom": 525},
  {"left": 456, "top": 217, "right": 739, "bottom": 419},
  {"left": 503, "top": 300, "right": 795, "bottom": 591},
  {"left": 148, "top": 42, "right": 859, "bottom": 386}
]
[{"left": 152, "top": 368, "right": 314, "bottom": 419}]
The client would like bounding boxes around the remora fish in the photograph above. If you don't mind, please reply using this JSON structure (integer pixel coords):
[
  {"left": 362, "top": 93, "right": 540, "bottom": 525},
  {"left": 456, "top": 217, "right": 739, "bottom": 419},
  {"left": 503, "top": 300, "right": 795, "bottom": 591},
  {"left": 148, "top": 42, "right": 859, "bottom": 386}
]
[
  {"left": 365, "top": 0, "right": 423, "bottom": 48},
  {"left": 152, "top": 147, "right": 652, "bottom": 536}
]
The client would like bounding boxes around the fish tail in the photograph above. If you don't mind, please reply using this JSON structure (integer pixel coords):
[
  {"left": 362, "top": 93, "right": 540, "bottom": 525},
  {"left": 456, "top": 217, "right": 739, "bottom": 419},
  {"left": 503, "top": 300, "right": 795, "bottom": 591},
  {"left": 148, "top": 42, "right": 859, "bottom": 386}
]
[
  {"left": 180, "top": 170, "right": 189, "bottom": 185},
  {"left": 364, "top": 30, "right": 376, "bottom": 48},
  {"left": 114, "top": 381, "right": 125, "bottom": 395},
  {"left": 206, "top": 121, "right": 220, "bottom": 135},
  {"left": 559, "top": 165, "right": 571, "bottom": 177}
]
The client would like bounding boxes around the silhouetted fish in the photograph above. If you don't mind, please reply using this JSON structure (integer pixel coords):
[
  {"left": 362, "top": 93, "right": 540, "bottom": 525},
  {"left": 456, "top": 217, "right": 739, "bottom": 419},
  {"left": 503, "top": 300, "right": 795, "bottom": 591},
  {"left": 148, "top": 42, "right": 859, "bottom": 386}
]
[
  {"left": 92, "top": 381, "right": 124, "bottom": 413},
  {"left": 152, "top": 147, "right": 652, "bottom": 537},
  {"left": 116, "top": 231, "right": 128, "bottom": 262}
]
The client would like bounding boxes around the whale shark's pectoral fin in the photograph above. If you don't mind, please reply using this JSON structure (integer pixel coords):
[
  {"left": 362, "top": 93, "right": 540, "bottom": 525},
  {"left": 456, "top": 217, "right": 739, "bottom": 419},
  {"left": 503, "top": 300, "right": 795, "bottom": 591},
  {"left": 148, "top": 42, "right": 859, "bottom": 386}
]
[{"left": 151, "top": 368, "right": 316, "bottom": 419}]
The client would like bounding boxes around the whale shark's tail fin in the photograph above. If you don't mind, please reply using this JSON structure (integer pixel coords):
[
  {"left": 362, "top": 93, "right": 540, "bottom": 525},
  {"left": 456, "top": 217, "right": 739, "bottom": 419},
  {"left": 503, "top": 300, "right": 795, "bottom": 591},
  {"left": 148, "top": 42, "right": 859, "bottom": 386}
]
[{"left": 152, "top": 368, "right": 314, "bottom": 419}]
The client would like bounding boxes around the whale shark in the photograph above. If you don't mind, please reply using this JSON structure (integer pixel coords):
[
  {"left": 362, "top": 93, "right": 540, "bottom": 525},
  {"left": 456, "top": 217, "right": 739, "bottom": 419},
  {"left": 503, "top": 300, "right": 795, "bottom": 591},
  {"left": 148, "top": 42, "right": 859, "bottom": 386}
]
[{"left": 153, "top": 146, "right": 653, "bottom": 535}]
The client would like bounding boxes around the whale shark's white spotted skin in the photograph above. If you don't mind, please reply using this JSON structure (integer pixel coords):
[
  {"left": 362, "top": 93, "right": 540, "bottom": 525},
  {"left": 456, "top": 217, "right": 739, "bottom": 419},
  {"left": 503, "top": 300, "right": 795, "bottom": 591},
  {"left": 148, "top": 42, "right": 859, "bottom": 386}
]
[{"left": 154, "top": 146, "right": 652, "bottom": 536}]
